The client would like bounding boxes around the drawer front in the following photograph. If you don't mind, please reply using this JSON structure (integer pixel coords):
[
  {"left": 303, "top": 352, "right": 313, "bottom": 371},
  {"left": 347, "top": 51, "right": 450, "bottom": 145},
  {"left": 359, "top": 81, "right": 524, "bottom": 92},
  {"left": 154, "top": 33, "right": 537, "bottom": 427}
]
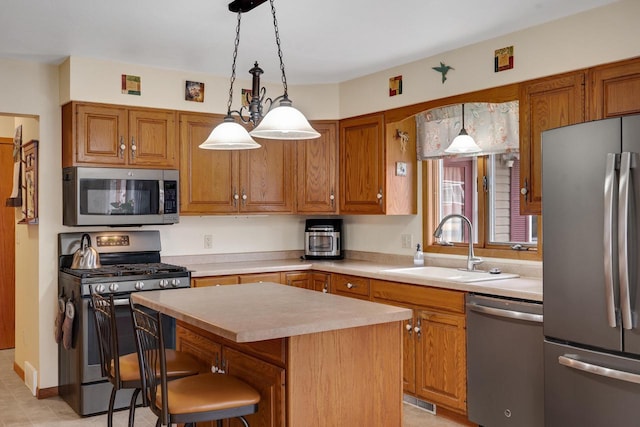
[
  {"left": 332, "top": 273, "right": 370, "bottom": 298},
  {"left": 193, "top": 275, "right": 240, "bottom": 287},
  {"left": 371, "top": 279, "right": 465, "bottom": 313}
]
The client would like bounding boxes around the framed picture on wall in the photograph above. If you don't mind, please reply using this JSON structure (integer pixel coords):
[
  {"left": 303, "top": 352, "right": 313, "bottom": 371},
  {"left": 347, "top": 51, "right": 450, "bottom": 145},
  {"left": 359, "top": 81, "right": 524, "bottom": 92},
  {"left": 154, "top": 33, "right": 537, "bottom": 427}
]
[{"left": 20, "top": 140, "right": 38, "bottom": 224}]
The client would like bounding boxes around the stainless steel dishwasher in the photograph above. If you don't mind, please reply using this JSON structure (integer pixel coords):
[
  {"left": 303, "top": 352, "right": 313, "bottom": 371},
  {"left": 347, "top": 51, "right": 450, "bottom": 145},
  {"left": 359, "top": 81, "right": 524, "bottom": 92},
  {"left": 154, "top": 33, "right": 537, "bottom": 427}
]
[{"left": 466, "top": 294, "right": 544, "bottom": 427}]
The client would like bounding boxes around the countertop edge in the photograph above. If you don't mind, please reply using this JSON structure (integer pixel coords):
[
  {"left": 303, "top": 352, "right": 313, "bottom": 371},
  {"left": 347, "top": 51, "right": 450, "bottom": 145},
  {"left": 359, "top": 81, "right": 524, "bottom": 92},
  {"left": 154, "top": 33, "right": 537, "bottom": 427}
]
[
  {"left": 180, "top": 259, "right": 543, "bottom": 302},
  {"left": 132, "top": 284, "right": 413, "bottom": 343}
]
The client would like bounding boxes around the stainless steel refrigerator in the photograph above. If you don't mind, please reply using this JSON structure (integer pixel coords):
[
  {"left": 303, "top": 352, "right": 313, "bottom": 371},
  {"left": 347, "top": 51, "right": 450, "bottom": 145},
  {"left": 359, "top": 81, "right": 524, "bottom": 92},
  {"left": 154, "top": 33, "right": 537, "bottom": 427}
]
[{"left": 543, "top": 114, "right": 640, "bottom": 426}]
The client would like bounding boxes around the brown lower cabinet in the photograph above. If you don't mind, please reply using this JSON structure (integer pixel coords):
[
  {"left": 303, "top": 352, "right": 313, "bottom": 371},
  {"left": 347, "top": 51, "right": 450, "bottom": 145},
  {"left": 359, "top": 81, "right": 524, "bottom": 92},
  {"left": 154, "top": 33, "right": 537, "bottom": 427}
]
[
  {"left": 192, "top": 272, "right": 283, "bottom": 287},
  {"left": 189, "top": 270, "right": 467, "bottom": 416},
  {"left": 331, "top": 273, "right": 371, "bottom": 300},
  {"left": 193, "top": 271, "right": 331, "bottom": 293},
  {"left": 371, "top": 279, "right": 467, "bottom": 415},
  {"left": 176, "top": 323, "right": 286, "bottom": 427}
]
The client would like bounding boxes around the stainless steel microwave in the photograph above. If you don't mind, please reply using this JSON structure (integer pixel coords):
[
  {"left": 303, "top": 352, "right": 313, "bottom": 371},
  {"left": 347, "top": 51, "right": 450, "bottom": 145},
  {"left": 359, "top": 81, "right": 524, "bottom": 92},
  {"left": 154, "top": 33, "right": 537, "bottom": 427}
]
[
  {"left": 63, "top": 167, "right": 179, "bottom": 226},
  {"left": 304, "top": 219, "right": 343, "bottom": 260}
]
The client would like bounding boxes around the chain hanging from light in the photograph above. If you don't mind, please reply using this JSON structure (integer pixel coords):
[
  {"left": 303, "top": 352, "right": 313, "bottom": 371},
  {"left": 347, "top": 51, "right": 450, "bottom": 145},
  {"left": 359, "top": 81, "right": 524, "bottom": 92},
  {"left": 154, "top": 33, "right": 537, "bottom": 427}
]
[{"left": 200, "top": 0, "right": 320, "bottom": 150}]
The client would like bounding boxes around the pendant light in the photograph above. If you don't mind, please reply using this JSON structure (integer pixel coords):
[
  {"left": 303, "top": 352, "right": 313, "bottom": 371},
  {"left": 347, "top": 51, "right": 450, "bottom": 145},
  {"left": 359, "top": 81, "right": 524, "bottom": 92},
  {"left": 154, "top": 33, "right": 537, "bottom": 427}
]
[
  {"left": 445, "top": 104, "right": 481, "bottom": 154},
  {"left": 200, "top": 9, "right": 260, "bottom": 150},
  {"left": 200, "top": 0, "right": 319, "bottom": 151}
]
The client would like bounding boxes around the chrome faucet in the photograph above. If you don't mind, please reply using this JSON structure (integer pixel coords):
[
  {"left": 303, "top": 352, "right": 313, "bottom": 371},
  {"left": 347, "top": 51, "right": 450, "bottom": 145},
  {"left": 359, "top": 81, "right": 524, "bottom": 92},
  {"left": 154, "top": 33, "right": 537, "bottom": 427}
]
[{"left": 433, "top": 214, "right": 483, "bottom": 271}]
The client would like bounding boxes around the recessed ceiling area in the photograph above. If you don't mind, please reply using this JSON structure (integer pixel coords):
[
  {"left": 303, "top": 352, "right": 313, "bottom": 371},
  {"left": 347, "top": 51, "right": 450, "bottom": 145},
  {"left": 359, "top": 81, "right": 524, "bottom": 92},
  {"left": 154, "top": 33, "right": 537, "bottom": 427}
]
[{"left": 0, "top": 0, "right": 620, "bottom": 84}]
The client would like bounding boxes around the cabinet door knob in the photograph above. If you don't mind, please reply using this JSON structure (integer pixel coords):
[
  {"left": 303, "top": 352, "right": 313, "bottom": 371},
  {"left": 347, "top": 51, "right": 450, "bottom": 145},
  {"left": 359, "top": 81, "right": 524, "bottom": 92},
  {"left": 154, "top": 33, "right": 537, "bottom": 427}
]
[
  {"left": 521, "top": 179, "right": 529, "bottom": 198},
  {"left": 130, "top": 137, "right": 137, "bottom": 159},
  {"left": 346, "top": 282, "right": 356, "bottom": 289}
]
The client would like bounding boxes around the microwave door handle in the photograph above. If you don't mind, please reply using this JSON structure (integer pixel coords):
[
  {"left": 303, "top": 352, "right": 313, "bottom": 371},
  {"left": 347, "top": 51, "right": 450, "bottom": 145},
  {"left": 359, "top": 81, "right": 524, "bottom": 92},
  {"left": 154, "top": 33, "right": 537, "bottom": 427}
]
[
  {"left": 158, "top": 180, "right": 165, "bottom": 215},
  {"left": 604, "top": 153, "right": 618, "bottom": 328},
  {"left": 619, "top": 152, "right": 635, "bottom": 330}
]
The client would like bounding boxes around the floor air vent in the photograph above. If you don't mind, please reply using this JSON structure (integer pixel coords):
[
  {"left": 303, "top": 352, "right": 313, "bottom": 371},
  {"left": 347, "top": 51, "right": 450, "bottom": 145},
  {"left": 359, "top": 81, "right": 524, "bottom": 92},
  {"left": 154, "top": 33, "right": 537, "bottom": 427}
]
[{"left": 403, "top": 394, "right": 436, "bottom": 414}]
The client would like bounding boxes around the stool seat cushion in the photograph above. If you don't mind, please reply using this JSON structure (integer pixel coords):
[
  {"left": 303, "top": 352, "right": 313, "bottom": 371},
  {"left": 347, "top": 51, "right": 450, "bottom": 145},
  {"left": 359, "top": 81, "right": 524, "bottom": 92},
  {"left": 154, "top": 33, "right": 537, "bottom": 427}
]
[
  {"left": 114, "top": 350, "right": 204, "bottom": 382},
  {"left": 158, "top": 373, "right": 261, "bottom": 415}
]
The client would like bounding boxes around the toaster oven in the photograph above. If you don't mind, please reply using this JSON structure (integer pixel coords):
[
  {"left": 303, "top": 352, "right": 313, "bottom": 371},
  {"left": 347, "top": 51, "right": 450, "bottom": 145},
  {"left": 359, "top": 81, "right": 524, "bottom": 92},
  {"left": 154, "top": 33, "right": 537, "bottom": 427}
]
[{"left": 304, "top": 219, "right": 343, "bottom": 260}]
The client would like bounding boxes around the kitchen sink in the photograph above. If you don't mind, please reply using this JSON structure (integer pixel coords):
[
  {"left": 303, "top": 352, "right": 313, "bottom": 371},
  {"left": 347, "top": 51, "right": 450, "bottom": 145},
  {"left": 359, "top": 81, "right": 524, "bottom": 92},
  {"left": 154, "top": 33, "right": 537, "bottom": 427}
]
[{"left": 380, "top": 266, "right": 519, "bottom": 283}]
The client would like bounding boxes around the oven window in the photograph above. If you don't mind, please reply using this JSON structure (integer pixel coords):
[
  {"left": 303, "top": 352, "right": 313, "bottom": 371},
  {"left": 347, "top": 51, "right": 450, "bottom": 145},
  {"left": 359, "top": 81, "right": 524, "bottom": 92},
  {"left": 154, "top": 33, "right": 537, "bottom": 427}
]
[
  {"left": 309, "top": 235, "right": 334, "bottom": 252},
  {"left": 86, "top": 302, "right": 175, "bottom": 367},
  {"left": 79, "top": 178, "right": 159, "bottom": 216}
]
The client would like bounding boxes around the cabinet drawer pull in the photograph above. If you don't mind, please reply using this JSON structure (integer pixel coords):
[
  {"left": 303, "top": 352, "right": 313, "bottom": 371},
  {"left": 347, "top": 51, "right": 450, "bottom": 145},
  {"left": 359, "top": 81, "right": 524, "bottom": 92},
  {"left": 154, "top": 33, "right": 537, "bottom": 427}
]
[{"left": 346, "top": 282, "right": 356, "bottom": 289}]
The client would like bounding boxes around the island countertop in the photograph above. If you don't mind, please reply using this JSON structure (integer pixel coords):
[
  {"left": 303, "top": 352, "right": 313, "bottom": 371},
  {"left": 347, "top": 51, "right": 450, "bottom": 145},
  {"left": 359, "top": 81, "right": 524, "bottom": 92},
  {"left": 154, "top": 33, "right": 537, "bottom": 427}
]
[{"left": 131, "top": 282, "right": 413, "bottom": 343}]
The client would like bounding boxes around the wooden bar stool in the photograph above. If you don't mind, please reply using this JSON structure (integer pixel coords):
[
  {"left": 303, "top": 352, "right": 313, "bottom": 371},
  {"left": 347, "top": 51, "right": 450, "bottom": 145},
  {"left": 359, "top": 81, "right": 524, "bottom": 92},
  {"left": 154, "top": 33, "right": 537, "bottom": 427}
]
[
  {"left": 91, "top": 292, "right": 204, "bottom": 427},
  {"left": 130, "top": 300, "right": 261, "bottom": 427}
]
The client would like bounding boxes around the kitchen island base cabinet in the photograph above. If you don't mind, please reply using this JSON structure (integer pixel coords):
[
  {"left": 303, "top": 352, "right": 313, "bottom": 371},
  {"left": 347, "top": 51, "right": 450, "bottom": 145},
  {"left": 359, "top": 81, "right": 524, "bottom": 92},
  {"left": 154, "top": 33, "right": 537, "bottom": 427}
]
[
  {"left": 177, "top": 321, "right": 403, "bottom": 427},
  {"left": 176, "top": 323, "right": 285, "bottom": 427}
]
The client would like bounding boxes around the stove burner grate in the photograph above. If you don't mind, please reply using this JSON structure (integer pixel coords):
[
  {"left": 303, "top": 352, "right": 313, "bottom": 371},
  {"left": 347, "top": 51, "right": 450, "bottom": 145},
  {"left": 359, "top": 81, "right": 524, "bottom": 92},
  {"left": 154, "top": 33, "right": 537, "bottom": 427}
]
[{"left": 62, "top": 263, "right": 188, "bottom": 279}]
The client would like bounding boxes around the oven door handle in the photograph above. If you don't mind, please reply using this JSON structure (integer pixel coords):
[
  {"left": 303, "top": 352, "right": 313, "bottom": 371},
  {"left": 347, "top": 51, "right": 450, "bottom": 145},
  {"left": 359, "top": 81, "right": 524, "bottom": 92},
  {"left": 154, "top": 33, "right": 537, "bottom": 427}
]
[{"left": 112, "top": 297, "right": 131, "bottom": 306}]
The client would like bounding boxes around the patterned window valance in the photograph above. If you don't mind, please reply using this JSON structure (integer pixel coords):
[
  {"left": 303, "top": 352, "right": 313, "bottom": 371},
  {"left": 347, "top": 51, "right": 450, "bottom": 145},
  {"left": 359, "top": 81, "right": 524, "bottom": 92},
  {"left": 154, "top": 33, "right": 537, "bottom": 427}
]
[{"left": 416, "top": 101, "right": 519, "bottom": 159}]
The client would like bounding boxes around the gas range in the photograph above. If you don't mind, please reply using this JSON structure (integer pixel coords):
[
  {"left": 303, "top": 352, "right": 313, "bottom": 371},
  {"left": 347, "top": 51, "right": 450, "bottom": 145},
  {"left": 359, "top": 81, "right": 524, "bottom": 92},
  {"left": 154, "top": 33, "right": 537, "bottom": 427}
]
[
  {"left": 58, "top": 230, "right": 191, "bottom": 297},
  {"left": 57, "top": 230, "right": 189, "bottom": 416}
]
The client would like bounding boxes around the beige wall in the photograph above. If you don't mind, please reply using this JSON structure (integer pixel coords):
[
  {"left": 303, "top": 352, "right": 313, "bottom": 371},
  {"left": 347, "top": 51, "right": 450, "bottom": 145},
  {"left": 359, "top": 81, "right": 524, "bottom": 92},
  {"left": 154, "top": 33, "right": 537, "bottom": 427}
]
[
  {"left": 0, "top": 59, "right": 60, "bottom": 390},
  {"left": 0, "top": 116, "right": 15, "bottom": 137},
  {"left": 339, "top": 0, "right": 640, "bottom": 118},
  {"left": 3, "top": 0, "right": 640, "bottom": 391}
]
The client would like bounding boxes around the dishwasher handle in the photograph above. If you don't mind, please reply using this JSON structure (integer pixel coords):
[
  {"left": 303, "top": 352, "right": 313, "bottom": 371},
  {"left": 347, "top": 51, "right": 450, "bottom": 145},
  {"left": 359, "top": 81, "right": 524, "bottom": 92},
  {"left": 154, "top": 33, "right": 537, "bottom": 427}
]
[{"left": 467, "top": 302, "right": 543, "bottom": 323}]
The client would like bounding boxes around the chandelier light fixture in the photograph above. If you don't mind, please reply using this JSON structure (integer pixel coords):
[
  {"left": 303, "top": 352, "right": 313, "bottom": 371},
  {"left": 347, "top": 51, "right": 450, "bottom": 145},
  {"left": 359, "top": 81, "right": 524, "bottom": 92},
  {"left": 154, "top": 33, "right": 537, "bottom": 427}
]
[
  {"left": 200, "top": 0, "right": 320, "bottom": 150},
  {"left": 445, "top": 103, "right": 482, "bottom": 154}
]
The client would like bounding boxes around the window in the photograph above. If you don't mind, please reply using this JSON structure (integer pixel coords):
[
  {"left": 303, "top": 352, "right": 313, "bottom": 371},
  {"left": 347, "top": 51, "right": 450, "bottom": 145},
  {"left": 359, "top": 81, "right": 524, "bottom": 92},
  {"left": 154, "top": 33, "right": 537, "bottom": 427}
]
[
  {"left": 417, "top": 101, "right": 539, "bottom": 259},
  {"left": 426, "top": 155, "right": 538, "bottom": 258}
]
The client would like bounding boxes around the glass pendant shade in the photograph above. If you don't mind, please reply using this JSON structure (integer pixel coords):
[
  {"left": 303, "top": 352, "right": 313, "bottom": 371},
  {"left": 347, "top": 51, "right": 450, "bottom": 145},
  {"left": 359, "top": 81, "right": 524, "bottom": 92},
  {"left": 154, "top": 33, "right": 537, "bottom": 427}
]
[
  {"left": 199, "top": 116, "right": 261, "bottom": 150},
  {"left": 445, "top": 129, "right": 481, "bottom": 154},
  {"left": 444, "top": 103, "right": 481, "bottom": 154},
  {"left": 250, "top": 99, "right": 321, "bottom": 140}
]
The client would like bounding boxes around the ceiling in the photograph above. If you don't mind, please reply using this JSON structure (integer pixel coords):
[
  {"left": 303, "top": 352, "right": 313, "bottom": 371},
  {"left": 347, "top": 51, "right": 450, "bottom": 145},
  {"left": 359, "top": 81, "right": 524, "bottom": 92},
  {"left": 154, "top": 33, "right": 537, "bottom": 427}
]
[{"left": 0, "top": 0, "right": 619, "bottom": 85}]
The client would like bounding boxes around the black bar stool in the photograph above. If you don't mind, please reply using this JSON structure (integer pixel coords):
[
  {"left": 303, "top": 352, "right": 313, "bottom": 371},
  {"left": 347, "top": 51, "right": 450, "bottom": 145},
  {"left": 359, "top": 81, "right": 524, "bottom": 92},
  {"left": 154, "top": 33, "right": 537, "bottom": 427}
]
[
  {"left": 130, "top": 300, "right": 261, "bottom": 427},
  {"left": 91, "top": 292, "right": 204, "bottom": 427}
]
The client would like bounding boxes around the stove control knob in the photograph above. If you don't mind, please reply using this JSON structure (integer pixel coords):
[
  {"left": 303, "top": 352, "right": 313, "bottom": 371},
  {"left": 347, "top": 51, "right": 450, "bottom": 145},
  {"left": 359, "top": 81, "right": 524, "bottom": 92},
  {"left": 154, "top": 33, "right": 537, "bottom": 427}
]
[
  {"left": 159, "top": 279, "right": 169, "bottom": 288},
  {"left": 135, "top": 281, "right": 145, "bottom": 291},
  {"left": 109, "top": 283, "right": 119, "bottom": 293},
  {"left": 95, "top": 284, "right": 106, "bottom": 294},
  {"left": 171, "top": 279, "right": 181, "bottom": 287}
]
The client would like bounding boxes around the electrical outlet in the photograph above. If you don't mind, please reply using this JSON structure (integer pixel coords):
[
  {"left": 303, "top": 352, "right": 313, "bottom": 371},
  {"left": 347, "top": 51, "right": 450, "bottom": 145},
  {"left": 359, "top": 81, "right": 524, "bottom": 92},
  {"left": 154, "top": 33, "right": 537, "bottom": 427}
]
[
  {"left": 203, "top": 234, "right": 213, "bottom": 249},
  {"left": 401, "top": 234, "right": 412, "bottom": 249}
]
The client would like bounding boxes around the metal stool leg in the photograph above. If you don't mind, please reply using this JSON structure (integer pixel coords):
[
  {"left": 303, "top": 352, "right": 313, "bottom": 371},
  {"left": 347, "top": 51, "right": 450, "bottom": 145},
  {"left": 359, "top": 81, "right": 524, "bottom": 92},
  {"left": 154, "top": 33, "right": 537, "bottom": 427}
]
[
  {"left": 107, "top": 386, "right": 117, "bottom": 427},
  {"left": 127, "top": 388, "right": 140, "bottom": 427}
]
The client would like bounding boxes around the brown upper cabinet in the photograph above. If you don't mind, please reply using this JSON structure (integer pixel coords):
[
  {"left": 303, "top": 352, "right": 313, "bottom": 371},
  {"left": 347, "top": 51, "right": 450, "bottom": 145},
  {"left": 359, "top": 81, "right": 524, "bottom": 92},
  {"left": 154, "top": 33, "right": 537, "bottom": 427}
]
[
  {"left": 589, "top": 58, "right": 640, "bottom": 120},
  {"left": 339, "top": 113, "right": 416, "bottom": 215},
  {"left": 295, "top": 121, "right": 339, "bottom": 214},
  {"left": 62, "top": 102, "right": 178, "bottom": 169},
  {"left": 519, "top": 71, "right": 586, "bottom": 215},
  {"left": 178, "top": 112, "right": 294, "bottom": 214}
]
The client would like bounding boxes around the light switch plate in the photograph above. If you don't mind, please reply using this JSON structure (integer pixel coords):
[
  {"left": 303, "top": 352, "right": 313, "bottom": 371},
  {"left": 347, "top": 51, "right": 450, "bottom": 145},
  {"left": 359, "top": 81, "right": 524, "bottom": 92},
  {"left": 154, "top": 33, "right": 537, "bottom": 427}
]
[{"left": 396, "top": 161, "right": 407, "bottom": 176}]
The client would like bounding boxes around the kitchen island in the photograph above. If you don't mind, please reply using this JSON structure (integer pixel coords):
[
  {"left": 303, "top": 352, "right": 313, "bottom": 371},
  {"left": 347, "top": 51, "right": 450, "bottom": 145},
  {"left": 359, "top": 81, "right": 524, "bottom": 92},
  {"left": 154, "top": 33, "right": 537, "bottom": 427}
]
[{"left": 132, "top": 282, "right": 413, "bottom": 427}]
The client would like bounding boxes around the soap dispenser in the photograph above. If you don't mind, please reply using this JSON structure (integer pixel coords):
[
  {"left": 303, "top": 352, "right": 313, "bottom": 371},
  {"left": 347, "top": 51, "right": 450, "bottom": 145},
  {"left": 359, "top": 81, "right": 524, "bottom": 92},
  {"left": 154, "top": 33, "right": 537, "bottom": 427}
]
[{"left": 414, "top": 244, "right": 424, "bottom": 266}]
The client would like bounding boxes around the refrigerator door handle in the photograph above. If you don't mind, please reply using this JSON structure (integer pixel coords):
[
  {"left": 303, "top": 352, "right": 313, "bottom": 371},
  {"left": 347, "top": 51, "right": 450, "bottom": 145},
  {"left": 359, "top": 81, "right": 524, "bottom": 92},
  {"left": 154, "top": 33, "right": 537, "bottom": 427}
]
[
  {"left": 559, "top": 354, "right": 640, "bottom": 385},
  {"left": 604, "top": 153, "right": 618, "bottom": 328},
  {"left": 618, "top": 152, "right": 634, "bottom": 330}
]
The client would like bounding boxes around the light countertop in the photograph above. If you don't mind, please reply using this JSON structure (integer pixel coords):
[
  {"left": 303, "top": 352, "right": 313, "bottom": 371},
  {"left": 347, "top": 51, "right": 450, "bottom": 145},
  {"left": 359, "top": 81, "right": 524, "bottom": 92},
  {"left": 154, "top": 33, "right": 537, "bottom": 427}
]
[
  {"left": 131, "top": 282, "right": 413, "bottom": 343},
  {"left": 179, "top": 258, "right": 543, "bottom": 302}
]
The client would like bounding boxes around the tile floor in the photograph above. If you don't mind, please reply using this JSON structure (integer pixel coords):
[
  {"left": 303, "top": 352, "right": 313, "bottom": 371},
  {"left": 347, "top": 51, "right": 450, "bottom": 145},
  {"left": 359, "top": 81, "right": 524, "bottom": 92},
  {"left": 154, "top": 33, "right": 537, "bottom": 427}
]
[{"left": 0, "top": 348, "right": 466, "bottom": 426}]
